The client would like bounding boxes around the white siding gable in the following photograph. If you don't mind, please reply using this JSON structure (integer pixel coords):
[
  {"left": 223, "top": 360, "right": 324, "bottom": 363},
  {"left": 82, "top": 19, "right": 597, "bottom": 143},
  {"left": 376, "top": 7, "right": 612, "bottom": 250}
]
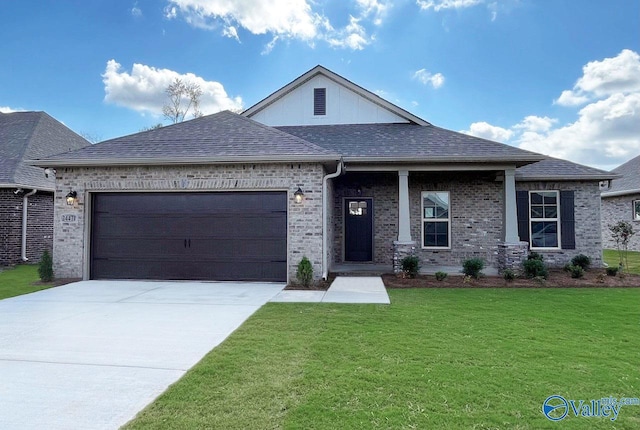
[{"left": 250, "top": 75, "right": 409, "bottom": 126}]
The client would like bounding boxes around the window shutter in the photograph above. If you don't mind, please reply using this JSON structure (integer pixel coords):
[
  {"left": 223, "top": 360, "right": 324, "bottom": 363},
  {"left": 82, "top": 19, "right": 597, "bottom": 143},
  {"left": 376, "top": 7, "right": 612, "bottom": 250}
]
[
  {"left": 314, "top": 88, "right": 326, "bottom": 116},
  {"left": 516, "top": 190, "right": 529, "bottom": 243},
  {"left": 560, "top": 190, "right": 575, "bottom": 249}
]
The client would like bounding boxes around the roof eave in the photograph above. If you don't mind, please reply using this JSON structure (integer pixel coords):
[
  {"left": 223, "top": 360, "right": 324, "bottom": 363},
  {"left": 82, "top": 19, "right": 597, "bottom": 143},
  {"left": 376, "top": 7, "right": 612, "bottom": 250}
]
[
  {"left": 0, "top": 182, "right": 54, "bottom": 192},
  {"left": 28, "top": 154, "right": 341, "bottom": 167},
  {"left": 516, "top": 174, "right": 619, "bottom": 182},
  {"left": 601, "top": 188, "right": 640, "bottom": 198},
  {"left": 343, "top": 155, "right": 545, "bottom": 165}
]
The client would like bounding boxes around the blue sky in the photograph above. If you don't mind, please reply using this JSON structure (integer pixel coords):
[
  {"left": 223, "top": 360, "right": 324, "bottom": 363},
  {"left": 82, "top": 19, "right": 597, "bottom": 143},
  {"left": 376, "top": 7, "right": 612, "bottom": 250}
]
[{"left": 1, "top": 0, "right": 639, "bottom": 170}]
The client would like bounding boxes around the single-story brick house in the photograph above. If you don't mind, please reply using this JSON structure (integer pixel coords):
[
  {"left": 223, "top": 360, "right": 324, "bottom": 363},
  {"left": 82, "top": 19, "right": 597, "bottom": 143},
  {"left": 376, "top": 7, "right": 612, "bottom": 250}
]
[
  {"left": 0, "top": 111, "right": 89, "bottom": 266},
  {"left": 32, "top": 66, "right": 615, "bottom": 282},
  {"left": 601, "top": 154, "right": 640, "bottom": 251}
]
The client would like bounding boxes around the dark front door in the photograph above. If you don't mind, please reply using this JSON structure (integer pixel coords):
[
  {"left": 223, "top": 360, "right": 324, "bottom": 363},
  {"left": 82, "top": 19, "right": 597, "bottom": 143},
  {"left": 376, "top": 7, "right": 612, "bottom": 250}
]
[
  {"left": 344, "top": 198, "right": 373, "bottom": 262},
  {"left": 90, "top": 192, "right": 287, "bottom": 282}
]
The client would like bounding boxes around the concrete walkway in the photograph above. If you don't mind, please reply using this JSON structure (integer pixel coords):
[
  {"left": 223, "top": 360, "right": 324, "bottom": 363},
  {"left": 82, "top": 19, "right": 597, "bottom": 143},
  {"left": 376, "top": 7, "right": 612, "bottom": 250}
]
[
  {"left": 0, "top": 280, "right": 284, "bottom": 430},
  {"left": 270, "top": 276, "right": 390, "bottom": 304}
]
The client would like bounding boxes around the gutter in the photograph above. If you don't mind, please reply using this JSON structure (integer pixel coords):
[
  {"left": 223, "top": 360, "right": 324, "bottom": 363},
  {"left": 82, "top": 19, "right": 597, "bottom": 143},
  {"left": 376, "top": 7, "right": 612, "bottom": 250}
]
[
  {"left": 602, "top": 188, "right": 640, "bottom": 198},
  {"left": 322, "top": 159, "right": 344, "bottom": 280},
  {"left": 22, "top": 189, "right": 37, "bottom": 261}
]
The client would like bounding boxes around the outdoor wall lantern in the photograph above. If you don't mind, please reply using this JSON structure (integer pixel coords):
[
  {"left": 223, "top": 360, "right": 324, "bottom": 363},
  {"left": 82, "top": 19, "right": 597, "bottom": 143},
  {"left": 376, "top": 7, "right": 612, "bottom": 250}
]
[
  {"left": 66, "top": 190, "right": 78, "bottom": 206},
  {"left": 294, "top": 187, "right": 305, "bottom": 204}
]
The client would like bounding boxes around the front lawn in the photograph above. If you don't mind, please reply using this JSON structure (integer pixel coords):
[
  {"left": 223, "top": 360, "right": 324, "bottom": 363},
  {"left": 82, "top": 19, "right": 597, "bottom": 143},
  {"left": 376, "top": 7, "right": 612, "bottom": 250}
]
[
  {"left": 0, "top": 264, "right": 54, "bottom": 300},
  {"left": 604, "top": 249, "right": 640, "bottom": 275},
  {"left": 125, "top": 288, "right": 640, "bottom": 429}
]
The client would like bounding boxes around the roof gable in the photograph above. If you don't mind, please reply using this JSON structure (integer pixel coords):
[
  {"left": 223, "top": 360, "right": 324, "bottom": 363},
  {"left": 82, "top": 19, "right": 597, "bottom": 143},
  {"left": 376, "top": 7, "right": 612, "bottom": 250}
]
[
  {"left": 0, "top": 111, "right": 89, "bottom": 190},
  {"left": 243, "top": 65, "right": 429, "bottom": 126},
  {"left": 603, "top": 153, "right": 640, "bottom": 196},
  {"left": 32, "top": 111, "right": 340, "bottom": 167}
]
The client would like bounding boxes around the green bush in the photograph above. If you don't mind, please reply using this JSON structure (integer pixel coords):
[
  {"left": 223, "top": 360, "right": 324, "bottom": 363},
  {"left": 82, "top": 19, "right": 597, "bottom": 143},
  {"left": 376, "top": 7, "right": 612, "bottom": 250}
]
[
  {"left": 401, "top": 255, "right": 421, "bottom": 279},
  {"left": 38, "top": 250, "right": 54, "bottom": 282},
  {"left": 523, "top": 258, "right": 548, "bottom": 279},
  {"left": 527, "top": 252, "right": 543, "bottom": 261},
  {"left": 502, "top": 268, "right": 516, "bottom": 281},
  {"left": 462, "top": 258, "right": 484, "bottom": 279},
  {"left": 567, "top": 264, "right": 584, "bottom": 279},
  {"left": 435, "top": 271, "right": 448, "bottom": 281},
  {"left": 570, "top": 254, "right": 591, "bottom": 271},
  {"left": 606, "top": 266, "right": 619, "bottom": 276},
  {"left": 296, "top": 256, "right": 313, "bottom": 287}
]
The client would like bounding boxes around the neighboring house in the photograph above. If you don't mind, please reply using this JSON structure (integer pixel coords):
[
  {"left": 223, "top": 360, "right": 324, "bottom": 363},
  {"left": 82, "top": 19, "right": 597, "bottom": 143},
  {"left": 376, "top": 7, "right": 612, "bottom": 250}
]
[
  {"left": 0, "top": 111, "right": 89, "bottom": 266},
  {"left": 601, "top": 154, "right": 640, "bottom": 251},
  {"left": 31, "top": 66, "right": 615, "bottom": 283}
]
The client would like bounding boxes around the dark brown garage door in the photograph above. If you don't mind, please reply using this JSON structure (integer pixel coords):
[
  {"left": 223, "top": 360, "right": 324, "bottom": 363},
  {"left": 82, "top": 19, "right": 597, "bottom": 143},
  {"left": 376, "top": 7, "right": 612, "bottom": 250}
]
[{"left": 90, "top": 192, "right": 287, "bottom": 281}]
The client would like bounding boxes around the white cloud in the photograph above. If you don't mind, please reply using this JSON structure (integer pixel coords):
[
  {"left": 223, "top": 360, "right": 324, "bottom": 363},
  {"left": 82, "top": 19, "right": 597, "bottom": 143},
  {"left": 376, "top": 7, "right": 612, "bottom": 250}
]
[
  {"left": 413, "top": 69, "right": 445, "bottom": 89},
  {"left": 165, "top": 0, "right": 382, "bottom": 51},
  {"left": 0, "top": 106, "right": 24, "bottom": 113},
  {"left": 101, "top": 59, "right": 242, "bottom": 117},
  {"left": 416, "top": 0, "right": 482, "bottom": 12},
  {"left": 460, "top": 51, "right": 640, "bottom": 170},
  {"left": 555, "top": 49, "right": 640, "bottom": 106},
  {"left": 131, "top": 2, "right": 142, "bottom": 17},
  {"left": 460, "top": 121, "right": 513, "bottom": 142}
]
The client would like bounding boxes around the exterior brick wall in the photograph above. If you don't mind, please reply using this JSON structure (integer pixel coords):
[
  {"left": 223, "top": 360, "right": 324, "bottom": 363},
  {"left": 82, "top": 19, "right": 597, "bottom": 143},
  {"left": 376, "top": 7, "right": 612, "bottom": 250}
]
[
  {"left": 0, "top": 189, "right": 53, "bottom": 266},
  {"left": 516, "top": 181, "right": 604, "bottom": 267},
  {"left": 601, "top": 193, "right": 640, "bottom": 251},
  {"left": 53, "top": 163, "right": 325, "bottom": 282}
]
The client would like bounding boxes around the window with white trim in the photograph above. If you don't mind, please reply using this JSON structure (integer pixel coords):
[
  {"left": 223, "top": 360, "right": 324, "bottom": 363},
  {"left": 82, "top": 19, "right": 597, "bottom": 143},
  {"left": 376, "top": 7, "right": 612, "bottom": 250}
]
[
  {"left": 422, "top": 191, "right": 450, "bottom": 248},
  {"left": 529, "top": 191, "right": 560, "bottom": 249},
  {"left": 634, "top": 200, "right": 640, "bottom": 221}
]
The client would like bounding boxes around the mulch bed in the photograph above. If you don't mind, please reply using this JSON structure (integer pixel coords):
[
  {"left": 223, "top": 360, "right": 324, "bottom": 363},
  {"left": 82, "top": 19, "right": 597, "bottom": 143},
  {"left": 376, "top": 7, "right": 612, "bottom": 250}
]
[
  {"left": 32, "top": 278, "right": 81, "bottom": 287},
  {"left": 382, "top": 269, "right": 640, "bottom": 289}
]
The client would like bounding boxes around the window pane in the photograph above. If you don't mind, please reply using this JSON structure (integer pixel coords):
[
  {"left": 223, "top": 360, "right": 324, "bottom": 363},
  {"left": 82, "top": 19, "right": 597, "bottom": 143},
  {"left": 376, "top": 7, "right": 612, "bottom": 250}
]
[
  {"left": 435, "top": 222, "right": 448, "bottom": 234},
  {"left": 424, "top": 221, "right": 449, "bottom": 247},
  {"left": 531, "top": 221, "right": 558, "bottom": 248},
  {"left": 530, "top": 192, "right": 543, "bottom": 204},
  {"left": 531, "top": 205, "right": 544, "bottom": 218},
  {"left": 542, "top": 192, "right": 557, "bottom": 204},
  {"left": 423, "top": 192, "right": 449, "bottom": 220},
  {"left": 544, "top": 206, "right": 558, "bottom": 218},
  {"left": 424, "top": 207, "right": 435, "bottom": 219},
  {"left": 634, "top": 201, "right": 640, "bottom": 220}
]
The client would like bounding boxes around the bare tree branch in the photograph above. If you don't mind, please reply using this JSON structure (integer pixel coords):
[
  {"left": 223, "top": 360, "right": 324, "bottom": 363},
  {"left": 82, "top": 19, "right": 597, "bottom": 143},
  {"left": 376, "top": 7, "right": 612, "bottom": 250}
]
[{"left": 162, "top": 78, "right": 204, "bottom": 123}]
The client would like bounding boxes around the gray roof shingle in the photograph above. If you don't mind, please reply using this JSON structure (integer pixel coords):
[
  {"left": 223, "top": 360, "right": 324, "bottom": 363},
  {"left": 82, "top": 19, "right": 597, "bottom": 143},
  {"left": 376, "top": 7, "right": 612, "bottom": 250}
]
[
  {"left": 515, "top": 157, "right": 616, "bottom": 181},
  {"left": 33, "top": 111, "right": 340, "bottom": 166},
  {"left": 602, "top": 153, "right": 640, "bottom": 196},
  {"left": 0, "top": 111, "right": 90, "bottom": 190},
  {"left": 277, "top": 123, "right": 543, "bottom": 165}
]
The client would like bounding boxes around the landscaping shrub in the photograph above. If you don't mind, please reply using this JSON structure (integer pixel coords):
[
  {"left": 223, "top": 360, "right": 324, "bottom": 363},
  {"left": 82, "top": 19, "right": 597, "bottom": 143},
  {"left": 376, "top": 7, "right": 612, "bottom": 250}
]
[
  {"left": 462, "top": 258, "right": 484, "bottom": 279},
  {"left": 296, "top": 256, "right": 313, "bottom": 287},
  {"left": 401, "top": 256, "right": 421, "bottom": 279},
  {"left": 523, "top": 258, "right": 548, "bottom": 279},
  {"left": 502, "top": 268, "right": 516, "bottom": 281},
  {"left": 38, "top": 250, "right": 54, "bottom": 282},
  {"left": 606, "top": 266, "right": 619, "bottom": 276},
  {"left": 527, "top": 251, "right": 543, "bottom": 261},
  {"left": 435, "top": 271, "right": 448, "bottom": 281},
  {"left": 571, "top": 254, "right": 591, "bottom": 271},
  {"left": 566, "top": 264, "right": 584, "bottom": 279}
]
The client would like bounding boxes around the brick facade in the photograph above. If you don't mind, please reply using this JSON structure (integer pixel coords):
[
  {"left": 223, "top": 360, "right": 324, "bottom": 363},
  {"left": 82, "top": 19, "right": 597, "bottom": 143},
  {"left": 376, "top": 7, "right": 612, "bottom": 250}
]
[
  {"left": 0, "top": 189, "right": 53, "bottom": 266},
  {"left": 601, "top": 193, "right": 640, "bottom": 251},
  {"left": 516, "top": 181, "right": 603, "bottom": 267},
  {"left": 53, "top": 163, "right": 325, "bottom": 281}
]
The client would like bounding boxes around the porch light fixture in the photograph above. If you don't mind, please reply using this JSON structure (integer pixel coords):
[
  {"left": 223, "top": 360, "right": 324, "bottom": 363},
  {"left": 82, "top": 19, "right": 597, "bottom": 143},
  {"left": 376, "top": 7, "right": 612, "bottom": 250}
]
[
  {"left": 294, "top": 187, "right": 305, "bottom": 204},
  {"left": 65, "top": 190, "right": 78, "bottom": 206}
]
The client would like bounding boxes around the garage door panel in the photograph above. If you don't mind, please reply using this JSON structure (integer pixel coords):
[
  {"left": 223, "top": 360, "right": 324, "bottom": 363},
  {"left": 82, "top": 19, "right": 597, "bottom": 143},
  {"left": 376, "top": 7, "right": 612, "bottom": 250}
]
[{"left": 91, "top": 192, "right": 287, "bottom": 282}]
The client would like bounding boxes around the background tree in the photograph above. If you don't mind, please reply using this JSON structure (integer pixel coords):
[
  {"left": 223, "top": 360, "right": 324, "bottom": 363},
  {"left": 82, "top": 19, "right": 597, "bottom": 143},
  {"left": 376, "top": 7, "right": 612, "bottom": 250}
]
[
  {"left": 162, "top": 78, "right": 203, "bottom": 123},
  {"left": 609, "top": 220, "right": 635, "bottom": 272}
]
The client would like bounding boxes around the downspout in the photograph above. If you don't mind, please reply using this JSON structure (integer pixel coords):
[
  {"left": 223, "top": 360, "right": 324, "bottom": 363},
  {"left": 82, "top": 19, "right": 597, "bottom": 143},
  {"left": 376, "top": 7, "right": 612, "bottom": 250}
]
[
  {"left": 22, "top": 189, "right": 37, "bottom": 261},
  {"left": 322, "top": 159, "right": 344, "bottom": 280}
]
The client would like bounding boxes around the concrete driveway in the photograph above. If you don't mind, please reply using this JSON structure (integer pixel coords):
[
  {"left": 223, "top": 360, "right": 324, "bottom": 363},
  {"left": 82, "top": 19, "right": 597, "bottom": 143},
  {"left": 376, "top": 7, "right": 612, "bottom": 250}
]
[{"left": 0, "top": 280, "right": 284, "bottom": 430}]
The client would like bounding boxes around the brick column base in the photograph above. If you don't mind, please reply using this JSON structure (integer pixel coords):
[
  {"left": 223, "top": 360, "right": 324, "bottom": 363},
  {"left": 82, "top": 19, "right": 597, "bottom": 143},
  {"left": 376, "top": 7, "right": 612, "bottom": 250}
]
[
  {"left": 393, "top": 241, "right": 417, "bottom": 273},
  {"left": 497, "top": 241, "right": 529, "bottom": 273}
]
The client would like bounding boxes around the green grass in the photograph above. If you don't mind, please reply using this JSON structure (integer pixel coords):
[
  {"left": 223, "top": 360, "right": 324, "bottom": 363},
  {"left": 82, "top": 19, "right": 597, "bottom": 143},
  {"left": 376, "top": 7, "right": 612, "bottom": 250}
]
[
  {"left": 604, "top": 249, "right": 640, "bottom": 274},
  {"left": 0, "top": 264, "right": 54, "bottom": 300},
  {"left": 124, "top": 289, "right": 640, "bottom": 429}
]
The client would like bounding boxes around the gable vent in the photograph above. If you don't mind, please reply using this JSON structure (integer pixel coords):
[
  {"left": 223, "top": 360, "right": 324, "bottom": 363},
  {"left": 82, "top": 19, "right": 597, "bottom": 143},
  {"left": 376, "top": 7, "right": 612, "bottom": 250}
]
[{"left": 314, "top": 88, "right": 326, "bottom": 116}]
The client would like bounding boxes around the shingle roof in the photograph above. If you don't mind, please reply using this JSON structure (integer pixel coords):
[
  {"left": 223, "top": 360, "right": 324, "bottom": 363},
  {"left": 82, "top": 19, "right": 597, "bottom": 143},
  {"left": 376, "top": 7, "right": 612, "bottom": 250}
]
[
  {"left": 602, "top": 153, "right": 640, "bottom": 197},
  {"left": 33, "top": 111, "right": 340, "bottom": 167},
  {"left": 277, "top": 123, "right": 543, "bottom": 165},
  {"left": 515, "top": 157, "right": 617, "bottom": 181},
  {"left": 0, "top": 111, "right": 89, "bottom": 190}
]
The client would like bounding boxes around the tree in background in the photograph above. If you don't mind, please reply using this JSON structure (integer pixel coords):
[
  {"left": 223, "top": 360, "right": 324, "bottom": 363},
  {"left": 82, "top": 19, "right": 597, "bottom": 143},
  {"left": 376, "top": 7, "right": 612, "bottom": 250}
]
[
  {"left": 609, "top": 221, "right": 635, "bottom": 272},
  {"left": 162, "top": 78, "right": 203, "bottom": 123}
]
